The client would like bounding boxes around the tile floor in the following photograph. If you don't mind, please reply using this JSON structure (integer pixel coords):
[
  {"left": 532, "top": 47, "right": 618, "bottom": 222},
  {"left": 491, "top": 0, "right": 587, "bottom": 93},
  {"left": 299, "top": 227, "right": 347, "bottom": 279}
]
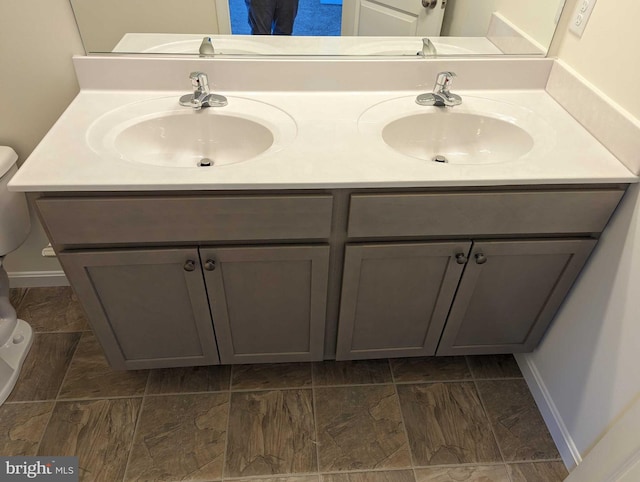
[{"left": 2, "top": 287, "right": 569, "bottom": 482}]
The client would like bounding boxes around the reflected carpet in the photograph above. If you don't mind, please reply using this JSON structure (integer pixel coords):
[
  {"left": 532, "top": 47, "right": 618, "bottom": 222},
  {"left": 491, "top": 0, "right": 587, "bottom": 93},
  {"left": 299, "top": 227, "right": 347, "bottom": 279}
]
[{"left": 229, "top": 0, "right": 342, "bottom": 36}]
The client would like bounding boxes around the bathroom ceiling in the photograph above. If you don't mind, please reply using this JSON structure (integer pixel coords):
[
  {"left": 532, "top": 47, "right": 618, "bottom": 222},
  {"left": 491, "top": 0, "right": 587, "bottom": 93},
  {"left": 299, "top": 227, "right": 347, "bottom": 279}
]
[{"left": 69, "top": 0, "right": 566, "bottom": 57}]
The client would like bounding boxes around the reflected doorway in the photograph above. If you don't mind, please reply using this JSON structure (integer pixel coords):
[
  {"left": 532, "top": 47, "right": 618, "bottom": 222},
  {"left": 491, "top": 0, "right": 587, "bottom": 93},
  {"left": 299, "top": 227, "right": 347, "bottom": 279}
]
[{"left": 229, "top": 0, "right": 342, "bottom": 35}]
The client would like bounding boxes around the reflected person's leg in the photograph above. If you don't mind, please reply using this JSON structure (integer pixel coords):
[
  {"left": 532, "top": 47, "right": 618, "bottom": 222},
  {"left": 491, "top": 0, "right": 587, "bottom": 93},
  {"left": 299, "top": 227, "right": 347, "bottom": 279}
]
[
  {"left": 273, "top": 0, "right": 299, "bottom": 35},
  {"left": 246, "top": 0, "right": 277, "bottom": 34}
]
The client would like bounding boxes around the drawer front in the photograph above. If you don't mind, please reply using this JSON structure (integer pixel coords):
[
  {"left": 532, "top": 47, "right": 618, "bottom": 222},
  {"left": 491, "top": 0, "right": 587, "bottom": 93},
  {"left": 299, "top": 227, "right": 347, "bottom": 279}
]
[
  {"left": 348, "top": 190, "right": 624, "bottom": 238},
  {"left": 38, "top": 195, "right": 333, "bottom": 245}
]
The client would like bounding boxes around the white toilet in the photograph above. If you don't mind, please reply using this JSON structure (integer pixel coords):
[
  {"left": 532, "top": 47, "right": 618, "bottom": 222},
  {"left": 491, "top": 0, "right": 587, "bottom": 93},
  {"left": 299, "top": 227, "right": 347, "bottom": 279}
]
[{"left": 0, "top": 146, "right": 33, "bottom": 404}]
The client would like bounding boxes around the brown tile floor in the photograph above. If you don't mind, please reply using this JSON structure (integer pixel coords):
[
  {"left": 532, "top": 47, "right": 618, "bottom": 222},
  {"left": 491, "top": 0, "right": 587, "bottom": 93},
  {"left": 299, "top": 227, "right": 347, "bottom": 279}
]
[{"left": 2, "top": 287, "right": 570, "bottom": 482}]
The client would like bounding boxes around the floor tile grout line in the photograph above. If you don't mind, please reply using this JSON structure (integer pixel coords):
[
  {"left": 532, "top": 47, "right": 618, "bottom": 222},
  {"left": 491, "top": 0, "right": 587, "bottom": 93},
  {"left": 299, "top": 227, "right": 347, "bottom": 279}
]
[
  {"left": 121, "top": 392, "right": 148, "bottom": 481},
  {"left": 507, "top": 458, "right": 567, "bottom": 464},
  {"left": 141, "top": 365, "right": 152, "bottom": 399},
  {"left": 222, "top": 467, "right": 417, "bottom": 480},
  {"left": 411, "top": 461, "right": 511, "bottom": 469},
  {"left": 230, "top": 383, "right": 313, "bottom": 392},
  {"left": 310, "top": 365, "right": 322, "bottom": 476},
  {"left": 224, "top": 377, "right": 522, "bottom": 393},
  {"left": 4, "top": 399, "right": 59, "bottom": 405},
  {"left": 390, "top": 361, "right": 418, "bottom": 476},
  {"left": 393, "top": 378, "right": 472, "bottom": 385},
  {"left": 144, "top": 388, "right": 231, "bottom": 397},
  {"left": 12, "top": 287, "right": 29, "bottom": 314},
  {"left": 471, "top": 375, "right": 510, "bottom": 474},
  {"left": 466, "top": 377, "right": 525, "bottom": 381},
  {"left": 33, "top": 399, "right": 57, "bottom": 457},
  {"left": 321, "top": 467, "right": 418, "bottom": 474},
  {"left": 221, "top": 365, "right": 235, "bottom": 480},
  {"left": 25, "top": 378, "right": 526, "bottom": 399},
  {"left": 465, "top": 355, "right": 476, "bottom": 380},
  {"left": 223, "top": 470, "right": 321, "bottom": 480},
  {"left": 465, "top": 356, "right": 514, "bottom": 482},
  {"left": 54, "top": 331, "right": 84, "bottom": 402},
  {"left": 54, "top": 394, "right": 146, "bottom": 403},
  {"left": 28, "top": 329, "right": 92, "bottom": 335}
]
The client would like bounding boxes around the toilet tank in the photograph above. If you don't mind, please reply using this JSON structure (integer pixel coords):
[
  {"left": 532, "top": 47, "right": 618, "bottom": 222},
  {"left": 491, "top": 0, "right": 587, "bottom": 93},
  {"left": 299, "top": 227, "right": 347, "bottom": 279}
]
[{"left": 0, "top": 147, "right": 31, "bottom": 256}]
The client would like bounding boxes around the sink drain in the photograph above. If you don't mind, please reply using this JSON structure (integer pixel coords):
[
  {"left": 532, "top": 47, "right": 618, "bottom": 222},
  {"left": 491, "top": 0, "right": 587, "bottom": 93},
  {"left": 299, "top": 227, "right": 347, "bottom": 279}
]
[
  {"left": 197, "top": 158, "right": 214, "bottom": 167},
  {"left": 432, "top": 155, "right": 448, "bottom": 164}
]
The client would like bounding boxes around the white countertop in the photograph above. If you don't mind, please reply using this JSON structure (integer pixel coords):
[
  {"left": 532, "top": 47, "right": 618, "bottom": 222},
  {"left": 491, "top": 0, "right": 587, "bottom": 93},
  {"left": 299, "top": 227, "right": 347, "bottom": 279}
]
[
  {"left": 112, "top": 34, "right": 503, "bottom": 56},
  {"left": 9, "top": 87, "right": 637, "bottom": 192}
]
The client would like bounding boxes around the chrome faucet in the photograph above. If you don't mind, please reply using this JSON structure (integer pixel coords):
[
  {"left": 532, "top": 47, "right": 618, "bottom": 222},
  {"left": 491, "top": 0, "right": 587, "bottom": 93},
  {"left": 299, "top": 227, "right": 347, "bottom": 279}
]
[
  {"left": 179, "top": 72, "right": 227, "bottom": 110},
  {"left": 416, "top": 71, "right": 462, "bottom": 107}
]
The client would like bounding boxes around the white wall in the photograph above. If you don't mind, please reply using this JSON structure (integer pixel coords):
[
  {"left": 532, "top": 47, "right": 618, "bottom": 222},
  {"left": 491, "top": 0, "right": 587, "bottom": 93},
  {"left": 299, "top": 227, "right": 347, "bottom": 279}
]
[
  {"left": 525, "top": 0, "right": 640, "bottom": 463},
  {"left": 443, "top": 0, "right": 562, "bottom": 46},
  {"left": 442, "top": 0, "right": 498, "bottom": 37},
  {"left": 552, "top": 0, "right": 640, "bottom": 119},
  {"left": 0, "top": 0, "right": 84, "bottom": 280},
  {"left": 496, "top": 0, "right": 561, "bottom": 48},
  {"left": 70, "top": 0, "right": 220, "bottom": 52}
]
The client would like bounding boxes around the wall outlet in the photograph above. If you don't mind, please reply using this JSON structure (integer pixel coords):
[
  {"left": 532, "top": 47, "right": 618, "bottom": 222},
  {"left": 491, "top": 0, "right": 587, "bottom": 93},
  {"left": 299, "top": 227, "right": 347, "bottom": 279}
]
[{"left": 569, "top": 0, "right": 597, "bottom": 37}]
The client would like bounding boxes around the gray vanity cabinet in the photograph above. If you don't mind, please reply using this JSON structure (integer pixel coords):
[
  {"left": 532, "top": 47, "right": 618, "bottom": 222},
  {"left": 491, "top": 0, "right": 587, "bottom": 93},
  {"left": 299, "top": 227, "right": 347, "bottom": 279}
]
[
  {"left": 36, "top": 186, "right": 624, "bottom": 368},
  {"left": 336, "top": 242, "right": 471, "bottom": 360},
  {"left": 58, "top": 248, "right": 220, "bottom": 370},
  {"left": 437, "top": 239, "right": 597, "bottom": 355},
  {"left": 201, "top": 245, "right": 330, "bottom": 364},
  {"left": 336, "top": 189, "right": 623, "bottom": 360}
]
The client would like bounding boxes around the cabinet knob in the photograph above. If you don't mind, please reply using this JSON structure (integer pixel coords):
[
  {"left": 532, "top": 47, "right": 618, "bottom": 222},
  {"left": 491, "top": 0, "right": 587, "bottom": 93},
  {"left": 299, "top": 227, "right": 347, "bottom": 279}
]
[
  {"left": 475, "top": 253, "right": 488, "bottom": 264},
  {"left": 204, "top": 259, "right": 216, "bottom": 271},
  {"left": 422, "top": 0, "right": 437, "bottom": 8},
  {"left": 183, "top": 260, "right": 196, "bottom": 272},
  {"left": 455, "top": 253, "right": 468, "bottom": 264}
]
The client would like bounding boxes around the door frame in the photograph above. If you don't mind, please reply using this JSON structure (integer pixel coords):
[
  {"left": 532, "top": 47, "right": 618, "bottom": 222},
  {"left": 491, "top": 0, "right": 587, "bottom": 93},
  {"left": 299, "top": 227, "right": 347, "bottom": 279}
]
[
  {"left": 565, "top": 395, "right": 640, "bottom": 482},
  {"left": 215, "top": 0, "right": 232, "bottom": 34}
]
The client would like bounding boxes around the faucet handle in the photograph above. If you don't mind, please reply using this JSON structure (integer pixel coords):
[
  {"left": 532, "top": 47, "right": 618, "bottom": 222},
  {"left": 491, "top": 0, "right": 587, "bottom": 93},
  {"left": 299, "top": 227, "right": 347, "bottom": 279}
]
[
  {"left": 434, "top": 71, "right": 456, "bottom": 91},
  {"left": 189, "top": 72, "right": 210, "bottom": 93}
]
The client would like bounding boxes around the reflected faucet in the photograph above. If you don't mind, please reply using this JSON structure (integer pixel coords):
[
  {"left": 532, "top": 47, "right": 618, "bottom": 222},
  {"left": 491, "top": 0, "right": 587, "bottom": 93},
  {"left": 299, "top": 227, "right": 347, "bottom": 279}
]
[
  {"left": 179, "top": 72, "right": 228, "bottom": 110},
  {"left": 199, "top": 37, "right": 215, "bottom": 57},
  {"left": 419, "top": 38, "right": 437, "bottom": 57},
  {"left": 416, "top": 71, "right": 462, "bottom": 107}
]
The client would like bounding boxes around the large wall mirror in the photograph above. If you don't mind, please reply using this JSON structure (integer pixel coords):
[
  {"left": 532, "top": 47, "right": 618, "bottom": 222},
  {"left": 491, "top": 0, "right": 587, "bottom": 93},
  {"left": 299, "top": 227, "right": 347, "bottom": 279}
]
[{"left": 70, "top": 0, "right": 566, "bottom": 57}]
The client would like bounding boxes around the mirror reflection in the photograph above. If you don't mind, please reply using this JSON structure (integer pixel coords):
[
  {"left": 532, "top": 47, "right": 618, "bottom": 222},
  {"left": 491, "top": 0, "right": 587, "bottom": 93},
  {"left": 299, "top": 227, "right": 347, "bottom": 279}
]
[{"left": 69, "top": 0, "right": 565, "bottom": 56}]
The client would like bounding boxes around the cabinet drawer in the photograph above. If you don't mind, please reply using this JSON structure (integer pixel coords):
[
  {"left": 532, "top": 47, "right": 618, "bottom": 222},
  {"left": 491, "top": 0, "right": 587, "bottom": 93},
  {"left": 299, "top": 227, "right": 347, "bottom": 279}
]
[
  {"left": 348, "top": 190, "right": 624, "bottom": 238},
  {"left": 37, "top": 195, "right": 333, "bottom": 245}
]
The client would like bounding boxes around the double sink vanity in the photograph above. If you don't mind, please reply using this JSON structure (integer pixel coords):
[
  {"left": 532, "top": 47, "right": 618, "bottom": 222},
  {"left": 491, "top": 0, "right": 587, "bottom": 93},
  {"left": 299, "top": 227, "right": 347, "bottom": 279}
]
[{"left": 10, "top": 56, "right": 636, "bottom": 370}]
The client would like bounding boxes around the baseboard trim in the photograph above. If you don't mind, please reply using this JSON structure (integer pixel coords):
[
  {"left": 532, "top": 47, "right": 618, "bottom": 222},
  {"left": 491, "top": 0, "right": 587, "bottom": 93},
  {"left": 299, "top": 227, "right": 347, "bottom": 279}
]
[
  {"left": 8, "top": 270, "right": 69, "bottom": 288},
  {"left": 515, "top": 353, "right": 582, "bottom": 470}
]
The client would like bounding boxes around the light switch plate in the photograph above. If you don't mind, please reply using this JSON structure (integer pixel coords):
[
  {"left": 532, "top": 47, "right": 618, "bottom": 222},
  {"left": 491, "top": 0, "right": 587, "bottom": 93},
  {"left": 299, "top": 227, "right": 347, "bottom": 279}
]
[{"left": 569, "top": 0, "right": 597, "bottom": 37}]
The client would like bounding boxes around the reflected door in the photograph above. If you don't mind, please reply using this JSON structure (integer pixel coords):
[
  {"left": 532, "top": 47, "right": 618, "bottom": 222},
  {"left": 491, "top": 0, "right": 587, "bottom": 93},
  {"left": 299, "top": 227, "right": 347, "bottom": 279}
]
[{"left": 342, "top": 0, "right": 447, "bottom": 36}]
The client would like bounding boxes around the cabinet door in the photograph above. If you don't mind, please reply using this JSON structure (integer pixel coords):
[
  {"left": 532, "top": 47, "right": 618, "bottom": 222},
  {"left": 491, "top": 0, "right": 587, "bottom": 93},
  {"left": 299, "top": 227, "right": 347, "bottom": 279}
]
[
  {"left": 201, "top": 245, "right": 330, "bottom": 364},
  {"left": 336, "top": 242, "right": 471, "bottom": 360},
  {"left": 58, "top": 248, "right": 220, "bottom": 370},
  {"left": 437, "top": 239, "right": 597, "bottom": 355}
]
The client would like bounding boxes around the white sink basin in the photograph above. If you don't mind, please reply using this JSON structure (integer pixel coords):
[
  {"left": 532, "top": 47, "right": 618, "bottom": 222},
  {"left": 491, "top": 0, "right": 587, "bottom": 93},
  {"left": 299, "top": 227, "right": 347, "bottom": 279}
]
[
  {"left": 87, "top": 96, "right": 297, "bottom": 168},
  {"left": 359, "top": 95, "right": 555, "bottom": 165},
  {"left": 382, "top": 112, "right": 534, "bottom": 164},
  {"left": 343, "top": 40, "right": 474, "bottom": 56},
  {"left": 341, "top": 38, "right": 502, "bottom": 56},
  {"left": 143, "top": 38, "right": 284, "bottom": 55}
]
